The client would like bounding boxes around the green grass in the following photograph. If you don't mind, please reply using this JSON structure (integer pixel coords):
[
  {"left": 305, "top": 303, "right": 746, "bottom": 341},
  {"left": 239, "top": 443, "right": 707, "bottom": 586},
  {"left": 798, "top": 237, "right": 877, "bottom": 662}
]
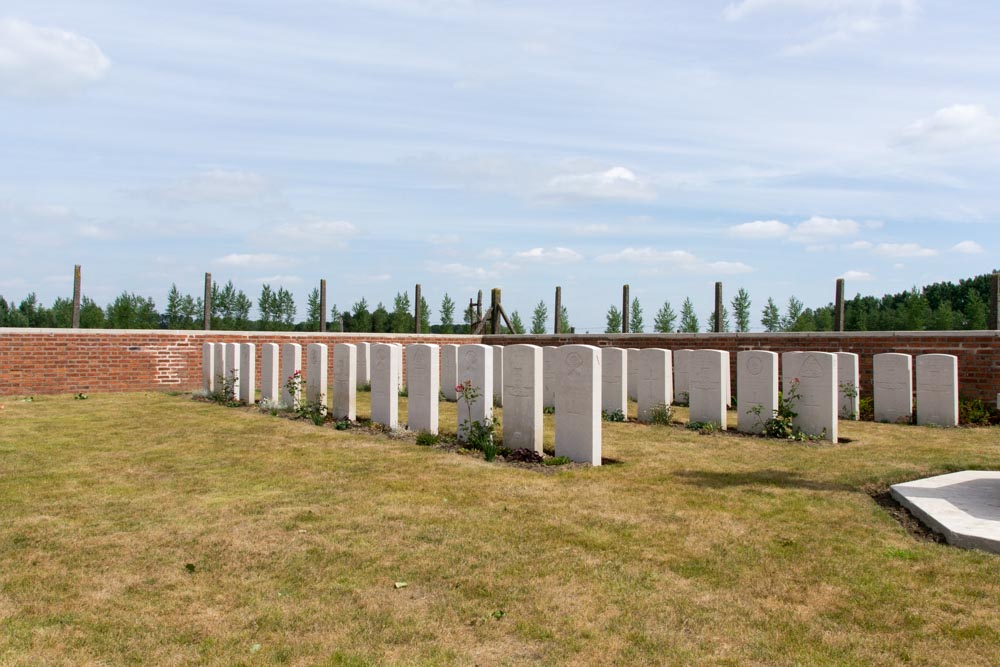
[{"left": 1, "top": 392, "right": 999, "bottom": 665}]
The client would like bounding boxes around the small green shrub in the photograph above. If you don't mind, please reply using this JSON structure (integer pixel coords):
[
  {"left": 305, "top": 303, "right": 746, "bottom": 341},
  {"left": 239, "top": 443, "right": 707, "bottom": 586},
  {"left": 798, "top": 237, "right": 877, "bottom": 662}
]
[
  {"left": 398, "top": 387, "right": 408, "bottom": 398},
  {"left": 686, "top": 420, "right": 719, "bottom": 434},
  {"left": 602, "top": 408, "right": 626, "bottom": 422},
  {"left": 297, "top": 401, "right": 327, "bottom": 426},
  {"left": 211, "top": 372, "right": 240, "bottom": 407},
  {"left": 359, "top": 383, "right": 371, "bottom": 392},
  {"left": 543, "top": 406, "right": 555, "bottom": 415},
  {"left": 959, "top": 398, "right": 998, "bottom": 426},
  {"left": 335, "top": 420, "right": 351, "bottom": 430},
  {"left": 543, "top": 456, "right": 572, "bottom": 466},
  {"left": 858, "top": 396, "right": 874, "bottom": 421},
  {"left": 74, "top": 392, "right": 88, "bottom": 400},
  {"left": 647, "top": 403, "right": 674, "bottom": 425},
  {"left": 415, "top": 431, "right": 439, "bottom": 446}
]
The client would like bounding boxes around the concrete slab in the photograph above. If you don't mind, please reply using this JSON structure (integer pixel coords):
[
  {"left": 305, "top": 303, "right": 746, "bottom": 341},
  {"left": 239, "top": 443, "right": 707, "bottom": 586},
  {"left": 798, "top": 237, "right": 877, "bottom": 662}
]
[{"left": 891, "top": 470, "right": 1000, "bottom": 555}]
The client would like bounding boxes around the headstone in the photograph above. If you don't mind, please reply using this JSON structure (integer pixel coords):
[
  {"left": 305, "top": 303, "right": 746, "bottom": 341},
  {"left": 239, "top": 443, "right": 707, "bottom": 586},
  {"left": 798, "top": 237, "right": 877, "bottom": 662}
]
[
  {"left": 502, "top": 344, "right": 543, "bottom": 453},
  {"left": 213, "top": 343, "right": 227, "bottom": 391},
  {"left": 393, "top": 343, "right": 404, "bottom": 391},
  {"left": 555, "top": 345, "right": 602, "bottom": 465},
  {"left": 836, "top": 352, "right": 860, "bottom": 420},
  {"left": 637, "top": 348, "right": 673, "bottom": 423},
  {"left": 223, "top": 343, "right": 240, "bottom": 401},
  {"left": 280, "top": 343, "right": 302, "bottom": 409},
  {"left": 873, "top": 353, "right": 913, "bottom": 423},
  {"left": 202, "top": 343, "right": 215, "bottom": 393},
  {"left": 261, "top": 343, "right": 279, "bottom": 404},
  {"left": 332, "top": 343, "right": 356, "bottom": 421},
  {"left": 736, "top": 350, "right": 778, "bottom": 434},
  {"left": 601, "top": 347, "right": 628, "bottom": 416},
  {"left": 626, "top": 348, "right": 640, "bottom": 401},
  {"left": 542, "top": 346, "right": 557, "bottom": 409},
  {"left": 492, "top": 345, "right": 504, "bottom": 407},
  {"left": 724, "top": 359, "right": 732, "bottom": 408},
  {"left": 239, "top": 343, "right": 256, "bottom": 404},
  {"left": 406, "top": 344, "right": 439, "bottom": 434},
  {"left": 916, "top": 354, "right": 959, "bottom": 427},
  {"left": 456, "top": 344, "right": 493, "bottom": 441},
  {"left": 305, "top": 343, "right": 328, "bottom": 408},
  {"left": 370, "top": 343, "right": 399, "bottom": 428},
  {"left": 688, "top": 349, "right": 728, "bottom": 429},
  {"left": 356, "top": 342, "right": 371, "bottom": 388},
  {"left": 440, "top": 344, "right": 459, "bottom": 401},
  {"left": 674, "top": 349, "right": 693, "bottom": 404},
  {"left": 782, "top": 351, "right": 838, "bottom": 441}
]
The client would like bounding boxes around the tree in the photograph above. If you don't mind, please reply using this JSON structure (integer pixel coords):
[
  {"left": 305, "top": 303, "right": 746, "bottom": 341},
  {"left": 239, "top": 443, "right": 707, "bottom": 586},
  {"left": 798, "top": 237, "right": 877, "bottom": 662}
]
[
  {"left": 50, "top": 297, "right": 74, "bottom": 327},
  {"left": 653, "top": 300, "right": 676, "bottom": 333},
  {"left": 275, "top": 287, "right": 296, "bottom": 329},
  {"left": 329, "top": 304, "right": 342, "bottom": 331},
  {"left": 165, "top": 284, "right": 188, "bottom": 329},
  {"left": 419, "top": 295, "right": 431, "bottom": 332},
  {"left": 80, "top": 296, "right": 106, "bottom": 328},
  {"left": 391, "top": 291, "right": 412, "bottom": 333},
  {"left": 258, "top": 284, "right": 277, "bottom": 330},
  {"left": 510, "top": 310, "right": 526, "bottom": 334},
  {"left": 439, "top": 293, "right": 455, "bottom": 333},
  {"left": 350, "top": 298, "right": 371, "bottom": 332},
  {"left": 761, "top": 297, "right": 781, "bottom": 332},
  {"left": 930, "top": 300, "right": 955, "bottom": 330},
  {"left": 679, "top": 298, "right": 699, "bottom": 333},
  {"left": 605, "top": 306, "right": 623, "bottom": 334},
  {"left": 781, "top": 296, "right": 804, "bottom": 331},
  {"left": 106, "top": 292, "right": 158, "bottom": 329},
  {"left": 559, "top": 304, "right": 571, "bottom": 333},
  {"left": 372, "top": 302, "right": 390, "bottom": 332},
  {"left": 530, "top": 300, "right": 548, "bottom": 334},
  {"left": 963, "top": 288, "right": 988, "bottom": 329},
  {"left": 305, "top": 288, "right": 321, "bottom": 331},
  {"left": 731, "top": 288, "right": 751, "bottom": 332},
  {"left": 629, "top": 297, "right": 644, "bottom": 333},
  {"left": 706, "top": 305, "right": 730, "bottom": 332}
]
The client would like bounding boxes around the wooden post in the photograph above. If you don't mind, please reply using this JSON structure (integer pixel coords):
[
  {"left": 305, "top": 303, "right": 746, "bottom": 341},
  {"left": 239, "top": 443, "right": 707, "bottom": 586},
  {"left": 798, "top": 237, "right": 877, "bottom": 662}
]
[
  {"left": 476, "top": 290, "right": 483, "bottom": 322},
  {"left": 490, "top": 288, "right": 501, "bottom": 335},
  {"left": 203, "top": 272, "right": 212, "bottom": 330},
  {"left": 622, "top": 284, "right": 630, "bottom": 333},
  {"left": 988, "top": 271, "right": 999, "bottom": 329},
  {"left": 554, "top": 286, "right": 562, "bottom": 334},
  {"left": 834, "top": 278, "right": 845, "bottom": 332},
  {"left": 339, "top": 315, "right": 345, "bottom": 332},
  {"left": 71, "top": 265, "right": 81, "bottom": 328},
  {"left": 468, "top": 299, "right": 475, "bottom": 331},
  {"left": 714, "top": 282, "right": 723, "bottom": 333},
  {"left": 319, "top": 279, "right": 327, "bottom": 333},
  {"left": 414, "top": 283, "right": 422, "bottom": 333}
]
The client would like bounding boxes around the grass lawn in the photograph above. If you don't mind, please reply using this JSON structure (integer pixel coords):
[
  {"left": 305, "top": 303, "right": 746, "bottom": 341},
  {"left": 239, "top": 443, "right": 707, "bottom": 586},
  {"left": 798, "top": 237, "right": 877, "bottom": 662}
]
[{"left": 2, "top": 391, "right": 999, "bottom": 666}]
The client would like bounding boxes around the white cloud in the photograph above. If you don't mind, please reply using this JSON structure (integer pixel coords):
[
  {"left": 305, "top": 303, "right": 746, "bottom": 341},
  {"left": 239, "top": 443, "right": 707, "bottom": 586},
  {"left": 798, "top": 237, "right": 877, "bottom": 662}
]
[
  {"left": 897, "top": 105, "right": 1000, "bottom": 151},
  {"left": 429, "top": 234, "right": 460, "bottom": 245},
  {"left": 840, "top": 269, "right": 874, "bottom": 281},
  {"left": 512, "top": 247, "right": 583, "bottom": 263},
  {"left": 153, "top": 170, "right": 274, "bottom": 204},
  {"left": 845, "top": 240, "right": 873, "bottom": 250},
  {"left": 426, "top": 261, "right": 498, "bottom": 279},
  {"left": 0, "top": 18, "right": 110, "bottom": 98},
  {"left": 596, "top": 247, "right": 752, "bottom": 274},
  {"left": 252, "top": 274, "right": 302, "bottom": 285},
  {"left": 348, "top": 273, "right": 391, "bottom": 284},
  {"left": 215, "top": 253, "right": 293, "bottom": 268},
  {"left": 573, "top": 223, "right": 613, "bottom": 236},
  {"left": 872, "top": 242, "right": 937, "bottom": 258},
  {"left": 545, "top": 166, "right": 655, "bottom": 201},
  {"left": 951, "top": 240, "right": 984, "bottom": 254},
  {"left": 729, "top": 219, "right": 790, "bottom": 238},
  {"left": 788, "top": 216, "right": 860, "bottom": 243},
  {"left": 273, "top": 219, "right": 358, "bottom": 240}
]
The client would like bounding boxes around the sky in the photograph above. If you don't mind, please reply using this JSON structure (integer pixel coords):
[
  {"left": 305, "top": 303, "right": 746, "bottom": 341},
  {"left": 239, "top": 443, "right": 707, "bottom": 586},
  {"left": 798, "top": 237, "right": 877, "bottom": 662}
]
[{"left": 1, "top": 0, "right": 998, "bottom": 332}]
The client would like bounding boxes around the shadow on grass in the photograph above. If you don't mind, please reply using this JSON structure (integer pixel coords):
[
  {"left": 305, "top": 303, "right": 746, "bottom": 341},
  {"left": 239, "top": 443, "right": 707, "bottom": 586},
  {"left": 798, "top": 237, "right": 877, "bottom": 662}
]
[{"left": 673, "top": 468, "right": 854, "bottom": 492}]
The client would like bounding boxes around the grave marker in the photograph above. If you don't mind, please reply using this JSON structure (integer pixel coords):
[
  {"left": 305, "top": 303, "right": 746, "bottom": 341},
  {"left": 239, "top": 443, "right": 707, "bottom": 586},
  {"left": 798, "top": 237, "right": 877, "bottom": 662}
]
[
  {"left": 674, "top": 349, "right": 693, "bottom": 404},
  {"left": 637, "top": 348, "right": 672, "bottom": 423},
  {"left": 239, "top": 343, "right": 256, "bottom": 405},
  {"left": 736, "top": 350, "right": 778, "bottom": 434},
  {"left": 688, "top": 349, "right": 728, "bottom": 429},
  {"left": 371, "top": 343, "right": 399, "bottom": 428},
  {"left": 261, "top": 343, "right": 279, "bottom": 404},
  {"left": 332, "top": 343, "right": 357, "bottom": 421},
  {"left": 202, "top": 343, "right": 215, "bottom": 393},
  {"left": 457, "top": 344, "right": 493, "bottom": 441},
  {"left": 555, "top": 344, "right": 602, "bottom": 465},
  {"left": 406, "top": 344, "right": 439, "bottom": 434},
  {"left": 305, "top": 343, "right": 328, "bottom": 407},
  {"left": 627, "top": 348, "right": 640, "bottom": 401},
  {"left": 356, "top": 342, "right": 371, "bottom": 388},
  {"left": 874, "top": 353, "right": 913, "bottom": 423},
  {"left": 916, "top": 354, "right": 959, "bottom": 427},
  {"left": 601, "top": 347, "right": 628, "bottom": 416},
  {"left": 836, "top": 352, "right": 860, "bottom": 420},
  {"left": 503, "top": 344, "right": 543, "bottom": 453},
  {"left": 281, "top": 343, "right": 302, "bottom": 409},
  {"left": 543, "top": 346, "right": 557, "bottom": 409},
  {"left": 441, "top": 344, "right": 459, "bottom": 401},
  {"left": 782, "top": 351, "right": 838, "bottom": 441},
  {"left": 492, "top": 345, "right": 504, "bottom": 407}
]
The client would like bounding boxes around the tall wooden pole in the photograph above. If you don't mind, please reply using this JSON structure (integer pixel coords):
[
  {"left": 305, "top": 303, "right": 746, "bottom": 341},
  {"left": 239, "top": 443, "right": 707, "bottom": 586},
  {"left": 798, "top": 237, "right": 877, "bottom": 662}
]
[
  {"left": 319, "top": 279, "right": 327, "bottom": 332},
  {"left": 834, "top": 278, "right": 845, "bottom": 332},
  {"left": 414, "top": 283, "right": 422, "bottom": 333},
  {"left": 989, "top": 272, "right": 1000, "bottom": 331},
  {"left": 72, "top": 265, "right": 81, "bottom": 328},
  {"left": 714, "top": 282, "right": 723, "bottom": 333},
  {"left": 203, "top": 272, "right": 212, "bottom": 330},
  {"left": 622, "top": 284, "right": 630, "bottom": 334},
  {"left": 554, "top": 286, "right": 562, "bottom": 334},
  {"left": 490, "top": 288, "right": 501, "bottom": 335},
  {"left": 476, "top": 290, "right": 483, "bottom": 322}
]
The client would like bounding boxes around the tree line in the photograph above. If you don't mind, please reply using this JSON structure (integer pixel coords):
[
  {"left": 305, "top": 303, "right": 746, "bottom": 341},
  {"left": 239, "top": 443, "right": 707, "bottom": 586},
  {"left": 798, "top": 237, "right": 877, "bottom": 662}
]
[{"left": 0, "top": 271, "right": 995, "bottom": 332}]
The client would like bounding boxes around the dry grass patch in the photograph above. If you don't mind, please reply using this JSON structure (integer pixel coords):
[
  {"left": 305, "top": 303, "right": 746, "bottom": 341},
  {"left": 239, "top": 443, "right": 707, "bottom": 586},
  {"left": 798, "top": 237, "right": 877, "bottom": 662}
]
[{"left": 1, "top": 392, "right": 999, "bottom": 665}]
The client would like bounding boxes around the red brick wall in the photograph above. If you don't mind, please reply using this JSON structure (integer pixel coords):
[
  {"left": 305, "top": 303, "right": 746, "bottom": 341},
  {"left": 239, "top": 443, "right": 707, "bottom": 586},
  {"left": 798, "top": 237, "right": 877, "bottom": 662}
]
[
  {"left": 0, "top": 329, "right": 479, "bottom": 396},
  {"left": 484, "top": 332, "right": 1000, "bottom": 402},
  {"left": 2, "top": 329, "right": 998, "bottom": 401}
]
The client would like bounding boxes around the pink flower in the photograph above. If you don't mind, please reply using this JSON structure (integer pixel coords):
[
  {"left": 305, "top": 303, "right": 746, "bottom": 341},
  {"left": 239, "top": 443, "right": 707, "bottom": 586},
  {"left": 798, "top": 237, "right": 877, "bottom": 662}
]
[{"left": 455, "top": 384, "right": 464, "bottom": 392}]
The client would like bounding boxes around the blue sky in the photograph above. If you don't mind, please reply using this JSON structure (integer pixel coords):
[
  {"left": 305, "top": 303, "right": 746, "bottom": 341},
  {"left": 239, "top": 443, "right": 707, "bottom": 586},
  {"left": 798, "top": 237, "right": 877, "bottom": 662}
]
[{"left": 1, "top": 0, "right": 998, "bottom": 331}]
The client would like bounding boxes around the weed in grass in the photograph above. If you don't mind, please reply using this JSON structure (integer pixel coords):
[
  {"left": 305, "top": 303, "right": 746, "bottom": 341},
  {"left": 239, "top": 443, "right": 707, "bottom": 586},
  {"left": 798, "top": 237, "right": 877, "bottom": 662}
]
[
  {"left": 73, "top": 392, "right": 88, "bottom": 400},
  {"left": 298, "top": 401, "right": 327, "bottom": 426},
  {"left": 456, "top": 381, "right": 500, "bottom": 461},
  {"left": 602, "top": 409, "right": 626, "bottom": 422},
  {"left": 859, "top": 395, "right": 874, "bottom": 421},
  {"left": 398, "top": 388, "right": 408, "bottom": 398},
  {"left": 959, "top": 398, "right": 999, "bottom": 426},
  {"left": 686, "top": 421, "right": 720, "bottom": 434},
  {"left": 335, "top": 420, "right": 351, "bottom": 431},
  {"left": 543, "top": 406, "right": 555, "bottom": 415},
  {"left": 646, "top": 403, "right": 674, "bottom": 425},
  {"left": 358, "top": 382, "right": 371, "bottom": 392},
  {"left": 543, "top": 455, "right": 572, "bottom": 466},
  {"left": 415, "top": 432, "right": 439, "bottom": 446}
]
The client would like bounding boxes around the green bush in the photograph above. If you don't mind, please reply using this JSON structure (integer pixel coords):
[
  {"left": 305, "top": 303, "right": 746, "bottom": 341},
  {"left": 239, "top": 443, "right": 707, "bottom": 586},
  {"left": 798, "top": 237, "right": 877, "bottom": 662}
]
[
  {"left": 543, "top": 456, "right": 572, "bottom": 466},
  {"left": 647, "top": 403, "right": 673, "bottom": 425},
  {"left": 602, "top": 409, "right": 626, "bottom": 422},
  {"left": 415, "top": 432, "right": 439, "bottom": 446}
]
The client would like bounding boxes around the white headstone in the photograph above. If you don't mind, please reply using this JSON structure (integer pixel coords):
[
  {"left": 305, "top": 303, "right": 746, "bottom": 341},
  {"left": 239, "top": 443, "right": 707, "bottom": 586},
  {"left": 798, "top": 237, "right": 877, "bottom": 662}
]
[
  {"left": 916, "top": 354, "right": 959, "bottom": 427},
  {"left": 456, "top": 344, "right": 493, "bottom": 441},
  {"left": 492, "top": 345, "right": 504, "bottom": 407},
  {"left": 626, "top": 348, "right": 640, "bottom": 401},
  {"left": 393, "top": 343, "right": 404, "bottom": 391},
  {"left": 224, "top": 343, "right": 241, "bottom": 396},
  {"left": 213, "top": 343, "right": 227, "bottom": 392},
  {"left": 874, "top": 353, "right": 913, "bottom": 423},
  {"left": 836, "top": 352, "right": 860, "bottom": 420},
  {"left": 502, "top": 344, "right": 543, "bottom": 453},
  {"left": 674, "top": 349, "right": 693, "bottom": 404},
  {"left": 441, "top": 344, "right": 459, "bottom": 401},
  {"left": 542, "top": 346, "right": 557, "bottom": 409},
  {"left": 637, "top": 348, "right": 673, "bottom": 423},
  {"left": 782, "top": 351, "right": 838, "bottom": 442},
  {"left": 261, "top": 343, "right": 279, "bottom": 404},
  {"left": 601, "top": 347, "right": 628, "bottom": 417},
  {"left": 555, "top": 345, "right": 602, "bottom": 465},
  {"left": 371, "top": 343, "right": 399, "bottom": 429},
  {"left": 202, "top": 343, "right": 215, "bottom": 393},
  {"left": 239, "top": 343, "right": 256, "bottom": 405},
  {"left": 688, "top": 349, "right": 728, "bottom": 429},
  {"left": 406, "top": 343, "right": 439, "bottom": 434},
  {"left": 736, "top": 350, "right": 778, "bottom": 434},
  {"left": 356, "top": 342, "right": 371, "bottom": 388},
  {"left": 305, "top": 343, "right": 328, "bottom": 408},
  {"left": 332, "top": 343, "right": 357, "bottom": 421},
  {"left": 280, "top": 343, "right": 302, "bottom": 409}
]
